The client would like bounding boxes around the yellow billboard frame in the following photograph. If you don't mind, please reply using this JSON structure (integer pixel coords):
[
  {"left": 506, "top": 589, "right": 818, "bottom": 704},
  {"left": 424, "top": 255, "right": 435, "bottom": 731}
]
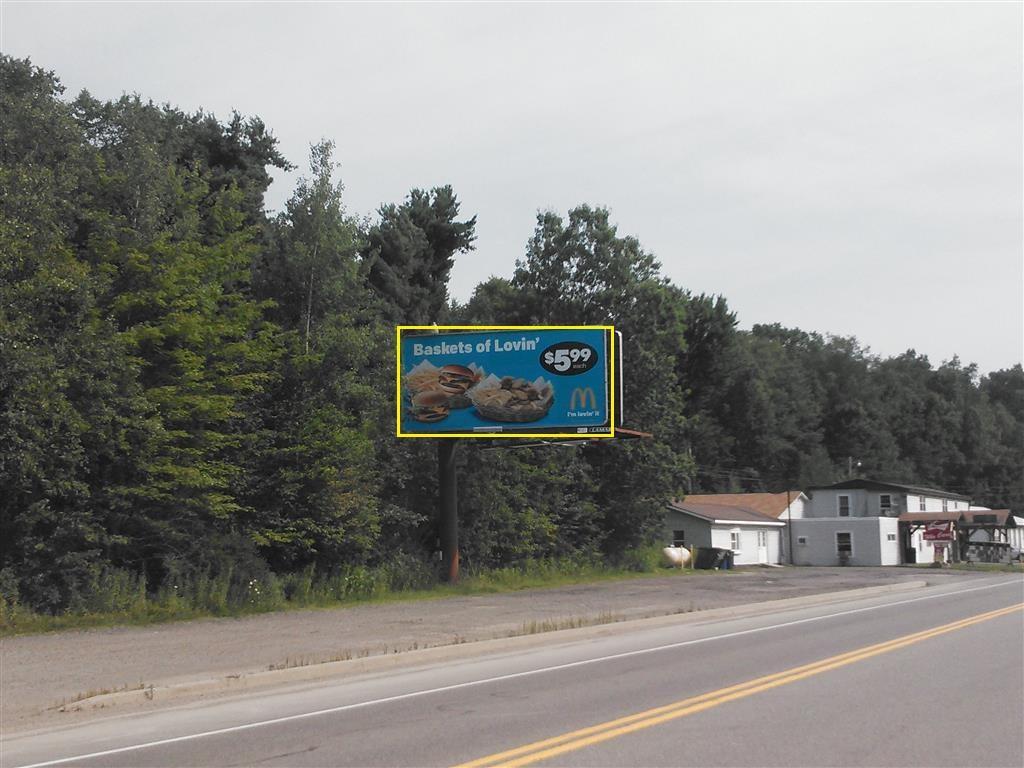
[{"left": 396, "top": 325, "right": 616, "bottom": 439}]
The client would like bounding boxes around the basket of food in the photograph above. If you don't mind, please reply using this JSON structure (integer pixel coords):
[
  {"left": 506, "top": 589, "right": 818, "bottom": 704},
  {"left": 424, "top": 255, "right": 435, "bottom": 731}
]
[
  {"left": 404, "top": 361, "right": 484, "bottom": 410},
  {"left": 469, "top": 374, "right": 554, "bottom": 423}
]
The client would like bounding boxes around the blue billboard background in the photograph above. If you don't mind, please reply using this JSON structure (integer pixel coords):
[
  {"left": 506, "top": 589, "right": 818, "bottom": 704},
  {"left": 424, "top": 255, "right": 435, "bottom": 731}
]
[{"left": 400, "top": 328, "right": 610, "bottom": 435}]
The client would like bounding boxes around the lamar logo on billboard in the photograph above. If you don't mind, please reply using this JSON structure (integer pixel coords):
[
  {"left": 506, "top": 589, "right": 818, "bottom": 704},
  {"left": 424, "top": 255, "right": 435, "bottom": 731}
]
[{"left": 569, "top": 387, "right": 598, "bottom": 415}]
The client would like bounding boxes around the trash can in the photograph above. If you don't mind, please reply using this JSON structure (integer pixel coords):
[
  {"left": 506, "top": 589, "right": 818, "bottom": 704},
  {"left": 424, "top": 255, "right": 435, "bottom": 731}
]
[
  {"left": 722, "top": 550, "right": 735, "bottom": 569},
  {"left": 694, "top": 547, "right": 717, "bottom": 569},
  {"left": 714, "top": 548, "right": 734, "bottom": 569},
  {"left": 695, "top": 547, "right": 737, "bottom": 570}
]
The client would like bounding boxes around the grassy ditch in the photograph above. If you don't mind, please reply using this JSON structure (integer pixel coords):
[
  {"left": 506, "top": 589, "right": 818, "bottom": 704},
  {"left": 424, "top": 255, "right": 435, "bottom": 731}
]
[
  {"left": 945, "top": 562, "right": 1024, "bottom": 573},
  {"left": 905, "top": 561, "right": 1023, "bottom": 572},
  {"left": 1, "top": 546, "right": 704, "bottom": 637}
]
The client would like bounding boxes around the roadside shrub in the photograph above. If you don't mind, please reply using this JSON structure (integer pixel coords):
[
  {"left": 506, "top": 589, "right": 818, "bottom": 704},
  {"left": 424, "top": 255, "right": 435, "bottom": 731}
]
[
  {"left": 378, "top": 551, "right": 439, "bottom": 592},
  {"left": 2, "top": 543, "right": 682, "bottom": 637},
  {"left": 615, "top": 544, "right": 663, "bottom": 573},
  {"left": 0, "top": 568, "right": 19, "bottom": 607},
  {"left": 315, "top": 566, "right": 386, "bottom": 602},
  {"left": 68, "top": 567, "right": 147, "bottom": 614},
  {"left": 281, "top": 566, "right": 316, "bottom": 603},
  {"left": 0, "top": 568, "right": 23, "bottom": 630}
]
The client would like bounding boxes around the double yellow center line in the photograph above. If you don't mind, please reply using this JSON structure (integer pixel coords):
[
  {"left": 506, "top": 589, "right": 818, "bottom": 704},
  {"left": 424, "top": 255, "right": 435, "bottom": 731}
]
[{"left": 454, "top": 602, "right": 1023, "bottom": 768}]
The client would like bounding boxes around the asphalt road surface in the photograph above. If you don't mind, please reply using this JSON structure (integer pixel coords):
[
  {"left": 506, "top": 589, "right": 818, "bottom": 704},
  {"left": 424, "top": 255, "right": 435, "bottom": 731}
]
[
  {"left": 5, "top": 576, "right": 1022, "bottom": 768},
  {"left": 8, "top": 565, "right": 976, "bottom": 734}
]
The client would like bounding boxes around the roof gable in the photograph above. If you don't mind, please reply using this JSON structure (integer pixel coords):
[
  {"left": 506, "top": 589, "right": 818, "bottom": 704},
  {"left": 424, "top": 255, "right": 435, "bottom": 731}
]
[
  {"left": 679, "top": 491, "right": 805, "bottom": 518},
  {"left": 667, "top": 500, "right": 785, "bottom": 526},
  {"left": 807, "top": 479, "right": 970, "bottom": 502}
]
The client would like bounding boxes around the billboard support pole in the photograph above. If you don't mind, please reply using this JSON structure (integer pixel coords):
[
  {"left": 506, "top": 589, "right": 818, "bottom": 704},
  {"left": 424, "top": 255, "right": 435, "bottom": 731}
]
[{"left": 438, "top": 440, "right": 460, "bottom": 582}]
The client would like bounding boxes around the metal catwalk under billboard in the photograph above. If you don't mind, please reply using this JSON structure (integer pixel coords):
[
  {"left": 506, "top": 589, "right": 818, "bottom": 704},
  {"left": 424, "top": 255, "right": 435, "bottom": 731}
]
[{"left": 396, "top": 326, "right": 615, "bottom": 438}]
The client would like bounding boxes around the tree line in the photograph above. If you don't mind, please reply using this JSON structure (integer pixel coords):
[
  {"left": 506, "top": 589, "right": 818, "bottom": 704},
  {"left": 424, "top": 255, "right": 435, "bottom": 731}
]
[{"left": 2, "top": 57, "right": 1022, "bottom": 614}]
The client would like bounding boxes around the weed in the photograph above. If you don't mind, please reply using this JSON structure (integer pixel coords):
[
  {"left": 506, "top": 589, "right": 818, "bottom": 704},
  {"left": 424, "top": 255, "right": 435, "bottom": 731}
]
[
  {"left": 518, "top": 610, "right": 619, "bottom": 636},
  {"left": 946, "top": 562, "right": 1023, "bottom": 572},
  {"left": 1, "top": 555, "right": 694, "bottom": 637}
]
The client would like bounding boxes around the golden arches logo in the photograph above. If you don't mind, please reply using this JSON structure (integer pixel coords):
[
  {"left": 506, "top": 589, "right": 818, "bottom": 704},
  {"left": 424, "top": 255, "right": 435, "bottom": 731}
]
[{"left": 569, "top": 387, "right": 598, "bottom": 411}]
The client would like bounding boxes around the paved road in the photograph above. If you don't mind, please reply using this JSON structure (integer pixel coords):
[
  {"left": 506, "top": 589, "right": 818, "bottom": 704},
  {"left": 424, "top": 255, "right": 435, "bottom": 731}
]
[
  {"left": 3, "top": 566, "right": 996, "bottom": 733},
  {"left": 5, "top": 575, "right": 1021, "bottom": 767}
]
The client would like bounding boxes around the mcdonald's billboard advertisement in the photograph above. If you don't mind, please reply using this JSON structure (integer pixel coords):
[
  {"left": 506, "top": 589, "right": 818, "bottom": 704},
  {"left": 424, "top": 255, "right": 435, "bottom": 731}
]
[{"left": 396, "top": 326, "right": 616, "bottom": 438}]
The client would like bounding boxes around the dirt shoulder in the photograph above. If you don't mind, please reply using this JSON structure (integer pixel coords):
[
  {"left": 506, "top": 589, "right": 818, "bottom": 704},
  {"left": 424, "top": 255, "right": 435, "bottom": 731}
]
[{"left": 0, "top": 567, "right": 993, "bottom": 734}]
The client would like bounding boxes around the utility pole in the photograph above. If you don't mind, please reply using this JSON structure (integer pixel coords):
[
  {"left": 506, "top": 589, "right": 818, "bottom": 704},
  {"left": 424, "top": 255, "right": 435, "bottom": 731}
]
[
  {"left": 438, "top": 440, "right": 459, "bottom": 582},
  {"left": 786, "top": 487, "right": 794, "bottom": 565}
]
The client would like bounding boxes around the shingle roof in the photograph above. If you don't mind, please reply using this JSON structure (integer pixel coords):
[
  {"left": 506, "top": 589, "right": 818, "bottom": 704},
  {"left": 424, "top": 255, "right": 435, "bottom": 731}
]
[
  {"left": 667, "top": 500, "right": 786, "bottom": 526},
  {"left": 807, "top": 479, "right": 971, "bottom": 502},
  {"left": 898, "top": 510, "right": 1016, "bottom": 527},
  {"left": 898, "top": 512, "right": 962, "bottom": 523},
  {"left": 680, "top": 492, "right": 804, "bottom": 519}
]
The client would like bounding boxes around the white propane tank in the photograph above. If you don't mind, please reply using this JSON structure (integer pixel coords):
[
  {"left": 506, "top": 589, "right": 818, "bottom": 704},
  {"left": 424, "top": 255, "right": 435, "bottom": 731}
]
[{"left": 661, "top": 546, "right": 692, "bottom": 568}]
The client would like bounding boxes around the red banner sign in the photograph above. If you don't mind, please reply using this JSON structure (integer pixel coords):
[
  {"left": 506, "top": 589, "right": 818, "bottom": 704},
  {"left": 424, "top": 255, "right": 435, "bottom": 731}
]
[{"left": 923, "top": 521, "right": 954, "bottom": 541}]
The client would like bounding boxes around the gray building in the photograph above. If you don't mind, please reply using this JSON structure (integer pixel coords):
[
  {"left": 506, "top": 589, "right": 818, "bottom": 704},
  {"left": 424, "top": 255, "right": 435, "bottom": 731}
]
[
  {"left": 789, "top": 517, "right": 901, "bottom": 567},
  {"left": 804, "top": 479, "right": 972, "bottom": 564},
  {"left": 804, "top": 479, "right": 971, "bottom": 519}
]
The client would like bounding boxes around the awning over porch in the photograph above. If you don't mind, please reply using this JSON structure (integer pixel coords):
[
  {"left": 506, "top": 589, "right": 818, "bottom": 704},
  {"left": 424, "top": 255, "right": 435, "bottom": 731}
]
[
  {"left": 898, "top": 509, "right": 1017, "bottom": 561},
  {"left": 898, "top": 512, "right": 961, "bottom": 524}
]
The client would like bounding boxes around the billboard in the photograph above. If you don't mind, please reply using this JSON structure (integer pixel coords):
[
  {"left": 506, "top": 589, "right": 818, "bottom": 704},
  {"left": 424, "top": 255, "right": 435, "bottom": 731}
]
[{"left": 396, "top": 326, "right": 615, "bottom": 438}]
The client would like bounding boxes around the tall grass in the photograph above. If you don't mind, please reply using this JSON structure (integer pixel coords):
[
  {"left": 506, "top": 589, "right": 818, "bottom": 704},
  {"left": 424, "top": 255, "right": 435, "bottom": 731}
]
[{"left": 1, "top": 545, "right": 681, "bottom": 636}]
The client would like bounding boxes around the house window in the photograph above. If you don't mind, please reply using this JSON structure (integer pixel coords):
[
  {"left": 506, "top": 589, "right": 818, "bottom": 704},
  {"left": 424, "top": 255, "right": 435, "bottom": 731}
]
[
  {"left": 887, "top": 533, "right": 897, "bottom": 541},
  {"left": 757, "top": 531, "right": 767, "bottom": 547},
  {"left": 838, "top": 495, "right": 850, "bottom": 517},
  {"left": 879, "top": 494, "right": 892, "bottom": 514},
  {"left": 919, "top": 496, "right": 926, "bottom": 511},
  {"left": 942, "top": 499, "right": 948, "bottom": 512},
  {"left": 672, "top": 529, "right": 686, "bottom": 547},
  {"left": 730, "top": 530, "right": 741, "bottom": 552},
  {"left": 797, "top": 536, "right": 807, "bottom": 545},
  {"left": 836, "top": 532, "right": 853, "bottom": 555}
]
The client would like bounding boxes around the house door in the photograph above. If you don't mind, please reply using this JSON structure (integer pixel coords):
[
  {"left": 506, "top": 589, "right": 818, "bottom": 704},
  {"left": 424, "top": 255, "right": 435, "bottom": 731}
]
[
  {"left": 757, "top": 531, "right": 768, "bottom": 564},
  {"left": 899, "top": 523, "right": 915, "bottom": 564}
]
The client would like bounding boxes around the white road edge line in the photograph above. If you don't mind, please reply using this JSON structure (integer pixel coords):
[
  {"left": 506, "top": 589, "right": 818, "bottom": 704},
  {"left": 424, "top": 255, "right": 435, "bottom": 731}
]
[{"left": 12, "top": 577, "right": 1022, "bottom": 768}]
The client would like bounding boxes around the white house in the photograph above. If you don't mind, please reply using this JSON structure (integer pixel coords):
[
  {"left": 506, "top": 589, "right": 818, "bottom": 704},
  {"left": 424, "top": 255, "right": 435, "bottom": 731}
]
[
  {"left": 665, "top": 500, "right": 786, "bottom": 566},
  {"left": 679, "top": 491, "right": 807, "bottom": 562},
  {"left": 669, "top": 481, "right": 1016, "bottom": 567}
]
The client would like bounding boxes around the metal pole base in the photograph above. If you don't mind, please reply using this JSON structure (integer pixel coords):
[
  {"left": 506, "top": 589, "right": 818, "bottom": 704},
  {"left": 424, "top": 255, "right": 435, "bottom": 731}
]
[{"left": 438, "top": 440, "right": 459, "bottom": 583}]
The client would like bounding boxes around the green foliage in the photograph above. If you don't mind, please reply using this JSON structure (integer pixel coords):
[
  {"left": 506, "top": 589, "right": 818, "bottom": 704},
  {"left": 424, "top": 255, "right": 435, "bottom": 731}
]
[
  {"left": 503, "top": 206, "right": 694, "bottom": 554},
  {"left": 3, "top": 55, "right": 1022, "bottom": 622},
  {"left": 1, "top": 57, "right": 150, "bottom": 610},
  {"left": 247, "top": 141, "right": 383, "bottom": 572},
  {"left": 364, "top": 186, "right": 476, "bottom": 324},
  {"left": 614, "top": 544, "right": 667, "bottom": 573}
]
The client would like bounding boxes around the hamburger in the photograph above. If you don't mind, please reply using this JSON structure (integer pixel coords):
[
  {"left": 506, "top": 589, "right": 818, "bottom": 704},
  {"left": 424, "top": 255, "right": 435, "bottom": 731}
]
[
  {"left": 438, "top": 364, "right": 478, "bottom": 396},
  {"left": 410, "top": 390, "right": 450, "bottom": 423}
]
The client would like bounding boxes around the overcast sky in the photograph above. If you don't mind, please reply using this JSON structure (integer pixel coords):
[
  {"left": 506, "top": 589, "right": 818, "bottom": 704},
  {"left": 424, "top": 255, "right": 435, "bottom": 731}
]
[{"left": 4, "top": 2, "right": 1022, "bottom": 373}]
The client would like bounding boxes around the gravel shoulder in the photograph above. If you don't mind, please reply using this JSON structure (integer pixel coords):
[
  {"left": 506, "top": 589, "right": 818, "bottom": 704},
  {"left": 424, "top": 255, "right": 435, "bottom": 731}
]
[{"left": 0, "top": 566, "right": 994, "bottom": 734}]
